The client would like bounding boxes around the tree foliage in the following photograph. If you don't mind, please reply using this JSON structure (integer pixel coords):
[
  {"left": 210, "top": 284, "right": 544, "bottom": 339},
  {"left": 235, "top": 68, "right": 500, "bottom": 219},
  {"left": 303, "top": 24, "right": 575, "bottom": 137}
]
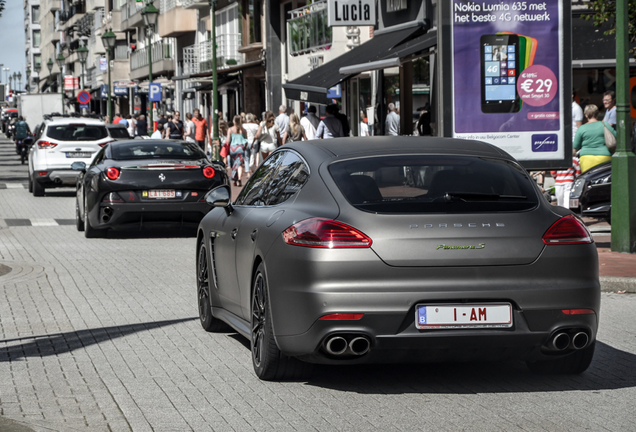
[
  {"left": 583, "top": 0, "right": 636, "bottom": 57},
  {"left": 0, "top": 1, "right": 5, "bottom": 17}
]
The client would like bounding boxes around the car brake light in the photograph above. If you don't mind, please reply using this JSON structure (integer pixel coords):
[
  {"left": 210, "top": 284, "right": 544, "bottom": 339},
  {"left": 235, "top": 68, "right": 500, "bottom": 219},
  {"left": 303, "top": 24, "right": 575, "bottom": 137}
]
[
  {"left": 99, "top": 140, "right": 115, "bottom": 148},
  {"left": 202, "top": 166, "right": 215, "bottom": 178},
  {"left": 542, "top": 215, "right": 592, "bottom": 245},
  {"left": 102, "top": 192, "right": 124, "bottom": 203},
  {"left": 319, "top": 313, "right": 364, "bottom": 320},
  {"left": 561, "top": 309, "right": 595, "bottom": 315},
  {"left": 37, "top": 140, "right": 57, "bottom": 149},
  {"left": 106, "top": 167, "right": 120, "bottom": 180},
  {"left": 282, "top": 218, "right": 372, "bottom": 248},
  {"left": 38, "top": 171, "right": 48, "bottom": 176}
]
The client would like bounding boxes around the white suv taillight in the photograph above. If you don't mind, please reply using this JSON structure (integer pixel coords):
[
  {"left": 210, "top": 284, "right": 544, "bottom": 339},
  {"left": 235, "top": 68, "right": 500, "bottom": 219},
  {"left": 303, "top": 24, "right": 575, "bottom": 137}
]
[
  {"left": 99, "top": 140, "right": 115, "bottom": 148},
  {"left": 37, "top": 140, "right": 58, "bottom": 149},
  {"left": 542, "top": 215, "right": 593, "bottom": 245}
]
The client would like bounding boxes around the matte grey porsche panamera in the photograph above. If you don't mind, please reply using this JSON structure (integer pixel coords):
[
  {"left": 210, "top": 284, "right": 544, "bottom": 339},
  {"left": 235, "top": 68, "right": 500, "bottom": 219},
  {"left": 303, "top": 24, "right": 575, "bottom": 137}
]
[{"left": 196, "top": 137, "right": 600, "bottom": 380}]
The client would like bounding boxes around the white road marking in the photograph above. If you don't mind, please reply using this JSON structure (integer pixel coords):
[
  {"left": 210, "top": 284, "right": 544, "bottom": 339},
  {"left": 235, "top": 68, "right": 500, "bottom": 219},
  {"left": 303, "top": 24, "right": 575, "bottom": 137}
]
[{"left": 30, "top": 219, "right": 59, "bottom": 226}]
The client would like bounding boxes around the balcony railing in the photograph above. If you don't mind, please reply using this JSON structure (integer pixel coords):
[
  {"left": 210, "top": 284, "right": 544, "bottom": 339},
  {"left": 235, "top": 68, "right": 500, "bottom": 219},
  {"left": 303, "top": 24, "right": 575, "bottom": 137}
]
[
  {"left": 182, "top": 0, "right": 208, "bottom": 8},
  {"left": 160, "top": 0, "right": 182, "bottom": 13},
  {"left": 93, "top": 8, "right": 104, "bottom": 30},
  {"left": 182, "top": 34, "right": 242, "bottom": 75},
  {"left": 131, "top": 40, "right": 173, "bottom": 70},
  {"left": 287, "top": 0, "right": 332, "bottom": 56}
]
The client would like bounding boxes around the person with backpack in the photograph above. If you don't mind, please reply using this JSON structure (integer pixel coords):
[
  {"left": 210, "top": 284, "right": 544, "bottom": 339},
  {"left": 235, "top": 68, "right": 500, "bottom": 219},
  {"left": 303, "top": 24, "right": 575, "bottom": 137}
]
[
  {"left": 14, "top": 116, "right": 30, "bottom": 154},
  {"left": 165, "top": 112, "right": 184, "bottom": 140}
]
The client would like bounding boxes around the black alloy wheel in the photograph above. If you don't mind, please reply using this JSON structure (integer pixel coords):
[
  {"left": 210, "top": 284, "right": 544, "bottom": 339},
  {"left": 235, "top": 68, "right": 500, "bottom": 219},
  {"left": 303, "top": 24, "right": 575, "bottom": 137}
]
[
  {"left": 526, "top": 342, "right": 595, "bottom": 374},
  {"left": 250, "top": 263, "right": 311, "bottom": 381},
  {"left": 197, "top": 241, "right": 226, "bottom": 332},
  {"left": 27, "top": 173, "right": 33, "bottom": 193},
  {"left": 76, "top": 199, "right": 84, "bottom": 232}
]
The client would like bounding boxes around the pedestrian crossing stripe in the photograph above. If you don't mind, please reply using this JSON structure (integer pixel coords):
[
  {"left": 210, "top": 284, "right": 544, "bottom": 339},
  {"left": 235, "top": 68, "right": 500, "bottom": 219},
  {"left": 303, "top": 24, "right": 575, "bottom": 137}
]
[
  {"left": 0, "top": 183, "right": 28, "bottom": 189},
  {"left": 3, "top": 219, "right": 75, "bottom": 227}
]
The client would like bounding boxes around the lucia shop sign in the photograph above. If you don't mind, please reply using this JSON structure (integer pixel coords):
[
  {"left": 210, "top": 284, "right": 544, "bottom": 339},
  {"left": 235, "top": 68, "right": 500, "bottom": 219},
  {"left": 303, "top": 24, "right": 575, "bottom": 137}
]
[{"left": 328, "top": 0, "right": 375, "bottom": 26}]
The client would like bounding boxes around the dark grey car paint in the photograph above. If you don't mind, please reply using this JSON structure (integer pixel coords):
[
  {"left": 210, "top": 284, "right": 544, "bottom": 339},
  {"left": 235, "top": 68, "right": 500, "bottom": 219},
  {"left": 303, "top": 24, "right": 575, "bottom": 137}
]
[{"left": 197, "top": 137, "right": 600, "bottom": 364}]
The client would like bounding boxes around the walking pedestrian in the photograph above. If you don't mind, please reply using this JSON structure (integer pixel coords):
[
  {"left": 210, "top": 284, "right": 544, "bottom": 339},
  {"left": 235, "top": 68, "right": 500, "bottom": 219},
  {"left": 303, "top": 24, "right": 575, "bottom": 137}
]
[
  {"left": 166, "top": 112, "right": 184, "bottom": 140},
  {"left": 300, "top": 106, "right": 320, "bottom": 140},
  {"left": 243, "top": 113, "right": 260, "bottom": 176},
  {"left": 315, "top": 104, "right": 344, "bottom": 139},
  {"left": 602, "top": 91, "right": 616, "bottom": 129},
  {"left": 192, "top": 109, "right": 209, "bottom": 152},
  {"left": 275, "top": 105, "right": 290, "bottom": 134},
  {"left": 255, "top": 111, "right": 281, "bottom": 160},
  {"left": 385, "top": 103, "right": 400, "bottom": 136},
  {"left": 137, "top": 114, "right": 148, "bottom": 136},
  {"left": 126, "top": 115, "right": 136, "bottom": 138},
  {"left": 574, "top": 104, "right": 614, "bottom": 173},
  {"left": 227, "top": 115, "right": 248, "bottom": 186},
  {"left": 282, "top": 113, "right": 307, "bottom": 144},
  {"left": 151, "top": 123, "right": 163, "bottom": 139},
  {"left": 550, "top": 157, "right": 580, "bottom": 208},
  {"left": 359, "top": 111, "right": 369, "bottom": 137}
]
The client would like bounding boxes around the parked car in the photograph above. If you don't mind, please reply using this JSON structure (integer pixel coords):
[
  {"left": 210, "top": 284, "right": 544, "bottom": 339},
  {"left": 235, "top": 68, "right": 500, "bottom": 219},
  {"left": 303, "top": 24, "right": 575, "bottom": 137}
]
[
  {"left": 73, "top": 139, "right": 228, "bottom": 237},
  {"left": 28, "top": 117, "right": 112, "bottom": 196},
  {"left": 106, "top": 124, "right": 132, "bottom": 140},
  {"left": 195, "top": 137, "right": 600, "bottom": 380},
  {"left": 569, "top": 161, "right": 611, "bottom": 223}
]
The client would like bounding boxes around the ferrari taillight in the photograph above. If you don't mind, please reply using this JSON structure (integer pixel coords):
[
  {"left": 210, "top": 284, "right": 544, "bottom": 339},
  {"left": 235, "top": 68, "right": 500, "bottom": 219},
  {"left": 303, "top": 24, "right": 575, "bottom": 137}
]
[
  {"left": 202, "top": 166, "right": 216, "bottom": 178},
  {"left": 282, "top": 218, "right": 372, "bottom": 248},
  {"left": 106, "top": 167, "right": 120, "bottom": 180},
  {"left": 37, "top": 140, "right": 57, "bottom": 149},
  {"left": 102, "top": 192, "right": 124, "bottom": 203},
  {"left": 542, "top": 215, "right": 592, "bottom": 245}
]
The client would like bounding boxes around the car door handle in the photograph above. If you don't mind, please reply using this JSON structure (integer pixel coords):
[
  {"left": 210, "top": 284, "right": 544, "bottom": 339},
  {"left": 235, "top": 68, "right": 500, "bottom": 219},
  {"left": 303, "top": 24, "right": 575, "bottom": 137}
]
[
  {"left": 231, "top": 228, "right": 238, "bottom": 239},
  {"left": 250, "top": 229, "right": 258, "bottom": 242}
]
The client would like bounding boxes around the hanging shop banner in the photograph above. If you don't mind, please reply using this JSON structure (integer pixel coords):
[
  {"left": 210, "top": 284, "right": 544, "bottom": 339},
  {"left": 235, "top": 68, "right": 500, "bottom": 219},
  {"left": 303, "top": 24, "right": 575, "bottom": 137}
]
[
  {"left": 114, "top": 87, "right": 129, "bottom": 96},
  {"left": 450, "top": 0, "right": 570, "bottom": 166},
  {"left": 64, "top": 76, "right": 79, "bottom": 91},
  {"left": 100, "top": 58, "right": 108, "bottom": 72},
  {"left": 328, "top": 0, "right": 375, "bottom": 27}
]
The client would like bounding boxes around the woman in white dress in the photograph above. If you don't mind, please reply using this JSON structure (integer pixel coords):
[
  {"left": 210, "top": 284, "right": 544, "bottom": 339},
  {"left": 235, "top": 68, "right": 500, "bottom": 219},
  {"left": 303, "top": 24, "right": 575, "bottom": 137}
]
[
  {"left": 254, "top": 111, "right": 280, "bottom": 160},
  {"left": 243, "top": 113, "right": 260, "bottom": 177}
]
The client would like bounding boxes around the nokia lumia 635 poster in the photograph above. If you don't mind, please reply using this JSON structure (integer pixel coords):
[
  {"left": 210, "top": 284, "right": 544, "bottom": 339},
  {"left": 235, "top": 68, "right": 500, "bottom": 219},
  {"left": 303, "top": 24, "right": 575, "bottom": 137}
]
[{"left": 451, "top": 0, "right": 565, "bottom": 163}]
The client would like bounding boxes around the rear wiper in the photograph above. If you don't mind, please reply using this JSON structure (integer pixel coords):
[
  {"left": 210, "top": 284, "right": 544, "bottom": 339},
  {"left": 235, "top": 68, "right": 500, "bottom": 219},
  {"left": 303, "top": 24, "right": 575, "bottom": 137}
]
[{"left": 442, "top": 192, "right": 526, "bottom": 202}]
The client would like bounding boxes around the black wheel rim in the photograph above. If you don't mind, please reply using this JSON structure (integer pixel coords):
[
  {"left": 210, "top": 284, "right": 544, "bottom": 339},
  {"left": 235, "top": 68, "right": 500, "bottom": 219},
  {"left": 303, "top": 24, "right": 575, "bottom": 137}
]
[
  {"left": 251, "top": 273, "right": 266, "bottom": 367},
  {"left": 84, "top": 198, "right": 89, "bottom": 229},
  {"left": 197, "top": 244, "right": 210, "bottom": 323}
]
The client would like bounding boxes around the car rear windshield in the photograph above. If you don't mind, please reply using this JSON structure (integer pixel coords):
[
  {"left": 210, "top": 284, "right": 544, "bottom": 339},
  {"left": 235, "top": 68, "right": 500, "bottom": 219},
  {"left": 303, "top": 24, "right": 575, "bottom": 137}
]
[
  {"left": 329, "top": 155, "right": 539, "bottom": 213},
  {"left": 108, "top": 128, "right": 130, "bottom": 139},
  {"left": 110, "top": 141, "right": 205, "bottom": 160},
  {"left": 47, "top": 124, "right": 109, "bottom": 141}
]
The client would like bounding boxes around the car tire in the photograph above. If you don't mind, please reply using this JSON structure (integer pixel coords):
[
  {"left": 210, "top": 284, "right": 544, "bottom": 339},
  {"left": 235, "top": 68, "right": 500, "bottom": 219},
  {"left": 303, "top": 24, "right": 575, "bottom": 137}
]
[
  {"left": 32, "top": 175, "right": 44, "bottom": 197},
  {"left": 76, "top": 200, "right": 84, "bottom": 232},
  {"left": 28, "top": 174, "right": 33, "bottom": 193},
  {"left": 197, "top": 241, "right": 226, "bottom": 332},
  {"left": 84, "top": 197, "right": 104, "bottom": 238},
  {"left": 251, "top": 263, "right": 312, "bottom": 381},
  {"left": 526, "top": 342, "right": 595, "bottom": 374}
]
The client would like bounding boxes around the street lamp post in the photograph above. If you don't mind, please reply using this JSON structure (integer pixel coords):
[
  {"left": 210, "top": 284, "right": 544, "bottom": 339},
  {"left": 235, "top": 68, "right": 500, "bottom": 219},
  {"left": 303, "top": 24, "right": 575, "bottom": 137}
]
[
  {"left": 8, "top": 76, "right": 12, "bottom": 92},
  {"left": 102, "top": 28, "right": 117, "bottom": 121},
  {"left": 26, "top": 67, "right": 30, "bottom": 94},
  {"left": 3, "top": 67, "right": 9, "bottom": 85},
  {"left": 610, "top": 0, "right": 636, "bottom": 253},
  {"left": 56, "top": 54, "right": 66, "bottom": 115},
  {"left": 142, "top": 2, "right": 159, "bottom": 136},
  {"left": 17, "top": 72, "right": 22, "bottom": 92},
  {"left": 46, "top": 58, "right": 53, "bottom": 95},
  {"left": 34, "top": 62, "right": 41, "bottom": 94},
  {"left": 77, "top": 45, "right": 89, "bottom": 90}
]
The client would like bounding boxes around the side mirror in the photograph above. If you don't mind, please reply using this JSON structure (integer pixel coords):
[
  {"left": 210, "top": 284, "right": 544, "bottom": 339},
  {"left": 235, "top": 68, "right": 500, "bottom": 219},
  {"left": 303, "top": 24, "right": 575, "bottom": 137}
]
[
  {"left": 71, "top": 161, "right": 86, "bottom": 172},
  {"left": 205, "top": 185, "right": 233, "bottom": 215}
]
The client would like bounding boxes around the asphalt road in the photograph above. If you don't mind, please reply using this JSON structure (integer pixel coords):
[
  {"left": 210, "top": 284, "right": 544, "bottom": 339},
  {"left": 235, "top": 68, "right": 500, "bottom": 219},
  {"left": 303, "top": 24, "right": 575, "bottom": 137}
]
[{"left": 0, "top": 137, "right": 635, "bottom": 432}]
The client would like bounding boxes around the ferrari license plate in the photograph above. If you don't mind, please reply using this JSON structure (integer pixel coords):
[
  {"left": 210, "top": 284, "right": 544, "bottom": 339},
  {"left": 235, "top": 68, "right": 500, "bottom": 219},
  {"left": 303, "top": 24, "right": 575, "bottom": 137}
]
[
  {"left": 569, "top": 198, "right": 579, "bottom": 209},
  {"left": 148, "top": 189, "right": 176, "bottom": 199},
  {"left": 416, "top": 304, "right": 512, "bottom": 329},
  {"left": 66, "top": 152, "right": 92, "bottom": 158}
]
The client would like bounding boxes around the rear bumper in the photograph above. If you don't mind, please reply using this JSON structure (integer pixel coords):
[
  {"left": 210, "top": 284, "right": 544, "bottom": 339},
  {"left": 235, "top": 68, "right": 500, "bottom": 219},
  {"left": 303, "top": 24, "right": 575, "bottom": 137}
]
[
  {"left": 91, "top": 200, "right": 211, "bottom": 229},
  {"left": 34, "top": 170, "right": 79, "bottom": 187}
]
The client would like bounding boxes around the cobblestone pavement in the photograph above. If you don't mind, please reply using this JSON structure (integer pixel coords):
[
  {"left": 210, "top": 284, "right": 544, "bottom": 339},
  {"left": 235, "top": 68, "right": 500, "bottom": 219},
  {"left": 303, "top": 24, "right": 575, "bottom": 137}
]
[{"left": 1, "top": 138, "right": 635, "bottom": 432}]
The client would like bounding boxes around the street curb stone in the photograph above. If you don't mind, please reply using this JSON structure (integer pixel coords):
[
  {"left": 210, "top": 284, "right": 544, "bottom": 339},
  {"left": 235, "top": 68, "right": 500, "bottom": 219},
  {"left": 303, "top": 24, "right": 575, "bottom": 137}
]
[
  {"left": 0, "top": 416, "right": 36, "bottom": 432},
  {"left": 600, "top": 276, "right": 636, "bottom": 293}
]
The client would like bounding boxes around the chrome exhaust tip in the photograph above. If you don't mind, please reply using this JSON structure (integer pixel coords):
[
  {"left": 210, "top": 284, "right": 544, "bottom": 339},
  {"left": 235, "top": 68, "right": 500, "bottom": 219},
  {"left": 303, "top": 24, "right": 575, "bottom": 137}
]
[
  {"left": 349, "top": 337, "right": 370, "bottom": 356},
  {"left": 571, "top": 332, "right": 589, "bottom": 350},
  {"left": 103, "top": 207, "right": 113, "bottom": 215},
  {"left": 324, "top": 336, "right": 348, "bottom": 356},
  {"left": 548, "top": 332, "right": 570, "bottom": 351}
]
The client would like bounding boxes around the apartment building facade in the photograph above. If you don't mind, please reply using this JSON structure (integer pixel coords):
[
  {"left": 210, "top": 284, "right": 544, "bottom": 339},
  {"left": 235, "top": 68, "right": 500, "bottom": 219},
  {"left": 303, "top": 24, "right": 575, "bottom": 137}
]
[{"left": 24, "top": 0, "right": 42, "bottom": 93}]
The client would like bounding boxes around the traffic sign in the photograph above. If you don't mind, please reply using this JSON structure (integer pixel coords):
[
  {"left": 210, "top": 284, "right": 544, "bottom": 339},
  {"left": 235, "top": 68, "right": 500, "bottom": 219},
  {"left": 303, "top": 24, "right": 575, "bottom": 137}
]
[
  {"left": 77, "top": 91, "right": 91, "bottom": 105},
  {"left": 149, "top": 83, "right": 162, "bottom": 102}
]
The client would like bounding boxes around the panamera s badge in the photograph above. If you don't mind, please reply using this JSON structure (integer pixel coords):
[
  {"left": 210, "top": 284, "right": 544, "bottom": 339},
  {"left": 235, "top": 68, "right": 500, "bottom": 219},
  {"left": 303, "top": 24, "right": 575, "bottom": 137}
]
[
  {"left": 159, "top": 173, "right": 166, "bottom": 182},
  {"left": 437, "top": 243, "right": 485, "bottom": 250}
]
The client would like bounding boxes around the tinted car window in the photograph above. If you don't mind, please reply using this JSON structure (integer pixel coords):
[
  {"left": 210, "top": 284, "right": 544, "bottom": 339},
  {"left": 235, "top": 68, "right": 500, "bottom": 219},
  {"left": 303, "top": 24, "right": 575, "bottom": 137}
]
[
  {"left": 110, "top": 141, "right": 205, "bottom": 160},
  {"left": 263, "top": 152, "right": 310, "bottom": 206},
  {"left": 235, "top": 151, "right": 285, "bottom": 206},
  {"left": 108, "top": 127, "right": 131, "bottom": 139},
  {"left": 47, "top": 124, "right": 109, "bottom": 141},
  {"left": 329, "top": 155, "right": 538, "bottom": 213}
]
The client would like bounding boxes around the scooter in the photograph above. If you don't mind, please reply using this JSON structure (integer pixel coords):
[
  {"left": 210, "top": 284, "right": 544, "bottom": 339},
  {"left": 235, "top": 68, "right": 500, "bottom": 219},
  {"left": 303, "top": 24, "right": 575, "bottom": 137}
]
[{"left": 17, "top": 134, "right": 34, "bottom": 165}]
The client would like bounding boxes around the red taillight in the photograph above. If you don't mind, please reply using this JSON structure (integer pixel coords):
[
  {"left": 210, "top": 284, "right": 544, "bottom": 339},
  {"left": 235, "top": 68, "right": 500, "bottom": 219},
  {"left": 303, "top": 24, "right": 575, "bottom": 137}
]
[
  {"left": 38, "top": 171, "right": 48, "bottom": 176},
  {"left": 37, "top": 140, "right": 57, "bottom": 149},
  {"left": 562, "top": 309, "right": 595, "bottom": 315},
  {"left": 99, "top": 140, "right": 114, "bottom": 148},
  {"left": 102, "top": 192, "right": 124, "bottom": 203},
  {"left": 319, "top": 313, "right": 364, "bottom": 320},
  {"left": 542, "top": 215, "right": 592, "bottom": 245},
  {"left": 106, "top": 167, "right": 120, "bottom": 180},
  {"left": 282, "top": 218, "right": 372, "bottom": 248},
  {"left": 202, "top": 166, "right": 216, "bottom": 178}
]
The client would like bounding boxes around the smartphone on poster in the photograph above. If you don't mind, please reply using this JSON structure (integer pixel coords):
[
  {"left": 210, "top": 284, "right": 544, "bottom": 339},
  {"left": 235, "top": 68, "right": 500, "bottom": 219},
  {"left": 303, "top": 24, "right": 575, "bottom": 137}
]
[{"left": 480, "top": 34, "right": 521, "bottom": 113}]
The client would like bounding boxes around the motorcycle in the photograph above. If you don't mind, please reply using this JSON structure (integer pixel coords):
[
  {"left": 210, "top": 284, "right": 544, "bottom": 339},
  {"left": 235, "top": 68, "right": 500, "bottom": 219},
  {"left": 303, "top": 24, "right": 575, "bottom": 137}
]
[{"left": 16, "top": 134, "right": 34, "bottom": 165}]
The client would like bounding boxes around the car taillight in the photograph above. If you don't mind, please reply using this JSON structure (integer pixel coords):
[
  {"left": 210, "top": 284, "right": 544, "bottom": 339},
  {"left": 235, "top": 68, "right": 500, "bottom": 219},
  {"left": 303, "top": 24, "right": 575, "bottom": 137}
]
[
  {"left": 561, "top": 309, "right": 595, "bottom": 315},
  {"left": 542, "top": 215, "right": 592, "bottom": 245},
  {"left": 99, "top": 140, "right": 115, "bottom": 148},
  {"left": 282, "top": 218, "right": 372, "bottom": 248},
  {"left": 106, "top": 167, "right": 120, "bottom": 180},
  {"left": 319, "top": 313, "right": 364, "bottom": 320},
  {"left": 102, "top": 192, "right": 124, "bottom": 203},
  {"left": 202, "top": 166, "right": 215, "bottom": 178},
  {"left": 37, "top": 140, "right": 57, "bottom": 149}
]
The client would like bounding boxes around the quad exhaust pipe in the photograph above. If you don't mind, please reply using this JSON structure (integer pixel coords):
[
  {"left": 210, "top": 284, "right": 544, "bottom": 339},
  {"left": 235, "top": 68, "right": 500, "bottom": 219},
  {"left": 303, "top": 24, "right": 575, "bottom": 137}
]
[
  {"left": 546, "top": 330, "right": 590, "bottom": 352},
  {"left": 323, "top": 335, "right": 371, "bottom": 357},
  {"left": 101, "top": 207, "right": 113, "bottom": 223}
]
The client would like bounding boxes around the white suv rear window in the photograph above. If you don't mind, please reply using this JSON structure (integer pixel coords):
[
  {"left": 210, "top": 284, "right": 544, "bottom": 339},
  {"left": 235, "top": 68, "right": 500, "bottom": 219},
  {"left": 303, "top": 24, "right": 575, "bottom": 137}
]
[{"left": 47, "top": 124, "right": 108, "bottom": 141}]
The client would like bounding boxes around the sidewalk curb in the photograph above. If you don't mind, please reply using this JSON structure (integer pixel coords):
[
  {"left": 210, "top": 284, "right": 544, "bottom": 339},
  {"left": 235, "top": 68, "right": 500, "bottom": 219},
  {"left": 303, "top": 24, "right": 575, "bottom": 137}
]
[
  {"left": 600, "top": 276, "right": 636, "bottom": 293},
  {"left": 0, "top": 416, "right": 36, "bottom": 432}
]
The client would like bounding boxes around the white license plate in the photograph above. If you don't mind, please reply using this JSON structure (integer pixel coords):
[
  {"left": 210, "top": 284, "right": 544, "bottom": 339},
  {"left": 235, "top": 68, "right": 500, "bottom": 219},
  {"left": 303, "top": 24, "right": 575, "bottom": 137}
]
[
  {"left": 66, "top": 152, "right": 92, "bottom": 158},
  {"left": 148, "top": 189, "right": 176, "bottom": 199},
  {"left": 569, "top": 198, "right": 579, "bottom": 209},
  {"left": 416, "top": 303, "right": 512, "bottom": 329}
]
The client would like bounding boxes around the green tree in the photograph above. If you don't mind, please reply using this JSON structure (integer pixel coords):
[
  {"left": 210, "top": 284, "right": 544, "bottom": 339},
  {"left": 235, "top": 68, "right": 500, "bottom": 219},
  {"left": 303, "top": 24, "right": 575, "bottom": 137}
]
[
  {"left": 582, "top": 0, "right": 636, "bottom": 57},
  {"left": 0, "top": 1, "right": 5, "bottom": 17}
]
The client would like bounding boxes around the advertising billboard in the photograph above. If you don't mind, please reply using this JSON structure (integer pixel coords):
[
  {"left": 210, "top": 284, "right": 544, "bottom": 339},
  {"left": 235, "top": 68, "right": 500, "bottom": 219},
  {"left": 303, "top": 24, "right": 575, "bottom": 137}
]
[{"left": 450, "top": 0, "right": 570, "bottom": 168}]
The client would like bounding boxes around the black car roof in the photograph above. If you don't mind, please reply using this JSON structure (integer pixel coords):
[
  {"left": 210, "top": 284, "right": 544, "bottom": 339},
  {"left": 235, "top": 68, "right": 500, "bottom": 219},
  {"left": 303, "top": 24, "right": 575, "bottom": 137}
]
[{"left": 294, "top": 136, "right": 512, "bottom": 159}]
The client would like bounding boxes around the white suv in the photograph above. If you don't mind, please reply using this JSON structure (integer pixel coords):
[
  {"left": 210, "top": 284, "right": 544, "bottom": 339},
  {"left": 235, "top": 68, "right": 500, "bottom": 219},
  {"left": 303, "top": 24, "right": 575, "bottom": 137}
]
[{"left": 28, "top": 117, "right": 112, "bottom": 196}]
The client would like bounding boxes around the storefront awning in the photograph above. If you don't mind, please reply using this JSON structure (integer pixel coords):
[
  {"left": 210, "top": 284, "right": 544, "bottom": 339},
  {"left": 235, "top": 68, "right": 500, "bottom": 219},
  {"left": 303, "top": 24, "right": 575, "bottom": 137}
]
[{"left": 283, "top": 26, "right": 436, "bottom": 104}]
